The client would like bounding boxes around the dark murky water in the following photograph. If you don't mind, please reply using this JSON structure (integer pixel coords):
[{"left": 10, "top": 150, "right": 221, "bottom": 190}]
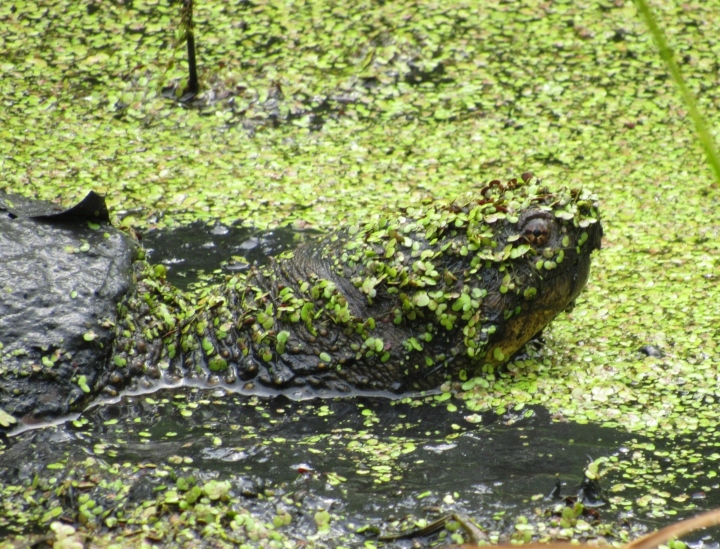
[
  {"left": 6, "top": 384, "right": 720, "bottom": 545},
  {"left": 142, "top": 221, "right": 307, "bottom": 289},
  {"left": 1, "top": 389, "right": 639, "bottom": 542},
  {"left": 91, "top": 394, "right": 621, "bottom": 510}
]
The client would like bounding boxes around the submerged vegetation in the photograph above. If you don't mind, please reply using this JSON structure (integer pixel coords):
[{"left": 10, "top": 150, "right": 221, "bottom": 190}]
[{"left": 0, "top": 0, "right": 719, "bottom": 546}]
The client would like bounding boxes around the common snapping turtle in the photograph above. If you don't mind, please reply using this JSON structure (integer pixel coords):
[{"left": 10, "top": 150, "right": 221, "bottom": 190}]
[{"left": 0, "top": 176, "right": 601, "bottom": 426}]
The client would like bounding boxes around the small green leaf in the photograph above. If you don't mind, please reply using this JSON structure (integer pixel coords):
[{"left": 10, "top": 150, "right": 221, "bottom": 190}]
[
  {"left": 202, "top": 337, "right": 214, "bottom": 353},
  {"left": 0, "top": 408, "right": 18, "bottom": 428},
  {"left": 414, "top": 292, "right": 430, "bottom": 307},
  {"left": 314, "top": 510, "right": 331, "bottom": 528},
  {"left": 203, "top": 480, "right": 231, "bottom": 500},
  {"left": 208, "top": 357, "right": 228, "bottom": 371}
]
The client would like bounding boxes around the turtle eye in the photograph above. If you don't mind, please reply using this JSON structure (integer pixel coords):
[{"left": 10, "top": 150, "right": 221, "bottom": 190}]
[{"left": 522, "top": 218, "right": 550, "bottom": 246}]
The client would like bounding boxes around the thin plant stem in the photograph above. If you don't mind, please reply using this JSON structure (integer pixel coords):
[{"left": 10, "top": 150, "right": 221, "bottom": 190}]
[
  {"left": 634, "top": 0, "right": 720, "bottom": 184},
  {"left": 180, "top": 0, "right": 199, "bottom": 100}
]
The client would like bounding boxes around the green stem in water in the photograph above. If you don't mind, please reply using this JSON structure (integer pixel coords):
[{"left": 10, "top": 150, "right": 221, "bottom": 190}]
[
  {"left": 180, "top": 0, "right": 198, "bottom": 100},
  {"left": 633, "top": 0, "right": 720, "bottom": 184}
]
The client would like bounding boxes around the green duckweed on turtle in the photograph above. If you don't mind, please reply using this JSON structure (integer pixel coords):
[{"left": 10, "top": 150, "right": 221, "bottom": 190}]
[{"left": 0, "top": 175, "right": 601, "bottom": 426}]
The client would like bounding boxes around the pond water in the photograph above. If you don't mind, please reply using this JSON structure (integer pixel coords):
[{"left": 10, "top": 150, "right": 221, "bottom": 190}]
[
  {"left": 0, "top": 388, "right": 645, "bottom": 547},
  {"left": 3, "top": 0, "right": 720, "bottom": 545},
  {"left": 142, "top": 221, "right": 303, "bottom": 290}
]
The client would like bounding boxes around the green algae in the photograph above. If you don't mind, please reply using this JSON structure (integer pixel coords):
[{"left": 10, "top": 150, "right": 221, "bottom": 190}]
[{"left": 1, "top": 0, "right": 720, "bottom": 546}]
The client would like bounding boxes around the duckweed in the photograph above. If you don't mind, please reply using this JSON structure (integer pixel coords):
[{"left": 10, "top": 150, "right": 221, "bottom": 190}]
[{"left": 1, "top": 0, "right": 720, "bottom": 546}]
